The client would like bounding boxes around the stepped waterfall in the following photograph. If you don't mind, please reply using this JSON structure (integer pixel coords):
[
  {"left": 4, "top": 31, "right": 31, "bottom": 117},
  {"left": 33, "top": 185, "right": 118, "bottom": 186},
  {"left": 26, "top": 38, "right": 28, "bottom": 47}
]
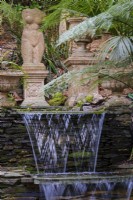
[{"left": 23, "top": 112, "right": 133, "bottom": 200}]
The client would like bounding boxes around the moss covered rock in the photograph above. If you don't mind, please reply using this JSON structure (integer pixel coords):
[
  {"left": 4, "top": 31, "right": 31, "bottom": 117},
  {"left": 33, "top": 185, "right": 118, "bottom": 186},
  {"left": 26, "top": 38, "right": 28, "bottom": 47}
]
[
  {"left": 48, "top": 92, "right": 67, "bottom": 106},
  {"left": 85, "top": 95, "right": 94, "bottom": 103}
]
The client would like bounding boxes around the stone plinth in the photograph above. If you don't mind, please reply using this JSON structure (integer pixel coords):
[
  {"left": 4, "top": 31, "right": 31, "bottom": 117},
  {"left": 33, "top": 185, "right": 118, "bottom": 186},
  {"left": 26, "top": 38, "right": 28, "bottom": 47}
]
[
  {"left": 0, "top": 70, "right": 23, "bottom": 107},
  {"left": 21, "top": 64, "right": 49, "bottom": 107},
  {"left": 64, "top": 38, "right": 98, "bottom": 106},
  {"left": 63, "top": 17, "right": 100, "bottom": 106},
  {"left": 64, "top": 57, "right": 99, "bottom": 106}
]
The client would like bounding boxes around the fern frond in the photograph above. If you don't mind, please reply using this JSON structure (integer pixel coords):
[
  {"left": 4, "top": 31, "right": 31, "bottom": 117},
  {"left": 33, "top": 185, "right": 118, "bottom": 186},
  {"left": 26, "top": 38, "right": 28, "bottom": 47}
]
[
  {"left": 42, "top": 0, "right": 117, "bottom": 30},
  {"left": 0, "top": 0, "right": 23, "bottom": 36}
]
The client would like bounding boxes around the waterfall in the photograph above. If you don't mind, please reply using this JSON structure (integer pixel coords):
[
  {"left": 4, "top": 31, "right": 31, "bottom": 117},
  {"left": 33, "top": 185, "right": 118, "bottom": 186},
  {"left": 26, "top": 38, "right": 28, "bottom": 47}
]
[
  {"left": 23, "top": 113, "right": 105, "bottom": 173},
  {"left": 38, "top": 179, "right": 133, "bottom": 200},
  {"left": 23, "top": 112, "right": 133, "bottom": 199}
]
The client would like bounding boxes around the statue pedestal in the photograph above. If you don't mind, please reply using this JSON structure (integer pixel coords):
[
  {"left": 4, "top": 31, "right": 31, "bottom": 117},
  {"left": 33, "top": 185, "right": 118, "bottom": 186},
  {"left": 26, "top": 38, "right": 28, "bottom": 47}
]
[
  {"left": 64, "top": 56, "right": 98, "bottom": 106},
  {"left": 21, "top": 64, "right": 49, "bottom": 107},
  {"left": 63, "top": 17, "right": 100, "bottom": 106}
]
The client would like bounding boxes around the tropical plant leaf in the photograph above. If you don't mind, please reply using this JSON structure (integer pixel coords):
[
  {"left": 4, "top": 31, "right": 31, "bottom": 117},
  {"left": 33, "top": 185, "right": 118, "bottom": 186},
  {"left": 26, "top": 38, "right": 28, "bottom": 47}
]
[
  {"left": 57, "top": 0, "right": 133, "bottom": 46},
  {"left": 128, "top": 93, "right": 133, "bottom": 100},
  {"left": 99, "top": 36, "right": 133, "bottom": 61}
]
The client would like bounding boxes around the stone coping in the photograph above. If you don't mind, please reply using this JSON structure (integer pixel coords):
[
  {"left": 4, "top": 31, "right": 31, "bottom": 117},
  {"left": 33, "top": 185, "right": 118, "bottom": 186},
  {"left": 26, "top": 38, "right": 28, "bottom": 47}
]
[
  {"left": 0, "top": 167, "right": 31, "bottom": 178},
  {"left": 0, "top": 70, "right": 23, "bottom": 76},
  {"left": 0, "top": 105, "right": 132, "bottom": 115},
  {"left": 14, "top": 105, "right": 132, "bottom": 115},
  {"left": 0, "top": 167, "right": 133, "bottom": 185},
  {"left": 33, "top": 172, "right": 133, "bottom": 185}
]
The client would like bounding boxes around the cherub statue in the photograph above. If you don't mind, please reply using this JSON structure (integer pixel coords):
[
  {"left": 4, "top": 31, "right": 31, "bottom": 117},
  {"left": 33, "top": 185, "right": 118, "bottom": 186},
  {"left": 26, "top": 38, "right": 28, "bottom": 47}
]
[{"left": 21, "top": 8, "right": 45, "bottom": 66}]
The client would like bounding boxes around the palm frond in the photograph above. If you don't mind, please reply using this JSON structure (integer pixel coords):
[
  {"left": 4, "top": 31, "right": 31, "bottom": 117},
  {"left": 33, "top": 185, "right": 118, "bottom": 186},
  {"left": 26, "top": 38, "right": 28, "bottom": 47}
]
[
  {"left": 44, "top": 72, "right": 73, "bottom": 97},
  {"left": 57, "top": 0, "right": 133, "bottom": 46},
  {"left": 44, "top": 60, "right": 133, "bottom": 97},
  {"left": 99, "top": 36, "right": 133, "bottom": 61}
]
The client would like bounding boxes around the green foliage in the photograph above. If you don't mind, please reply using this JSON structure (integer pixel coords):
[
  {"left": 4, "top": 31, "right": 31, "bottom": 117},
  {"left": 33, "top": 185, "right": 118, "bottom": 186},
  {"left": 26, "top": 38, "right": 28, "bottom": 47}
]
[
  {"left": 44, "top": 37, "right": 68, "bottom": 75},
  {"left": 76, "top": 100, "right": 84, "bottom": 107},
  {"left": 128, "top": 93, "right": 133, "bottom": 100},
  {"left": 48, "top": 92, "right": 67, "bottom": 106},
  {"left": 0, "top": 0, "right": 23, "bottom": 38},
  {"left": 100, "top": 36, "right": 133, "bottom": 61},
  {"left": 5, "top": 0, "right": 46, "bottom": 9},
  {"left": 42, "top": 0, "right": 119, "bottom": 30},
  {"left": 85, "top": 95, "right": 94, "bottom": 103},
  {"left": 57, "top": 0, "right": 133, "bottom": 44},
  {"left": 44, "top": 59, "right": 133, "bottom": 99},
  {"left": 57, "top": 0, "right": 133, "bottom": 64},
  {"left": 44, "top": 72, "right": 73, "bottom": 97}
]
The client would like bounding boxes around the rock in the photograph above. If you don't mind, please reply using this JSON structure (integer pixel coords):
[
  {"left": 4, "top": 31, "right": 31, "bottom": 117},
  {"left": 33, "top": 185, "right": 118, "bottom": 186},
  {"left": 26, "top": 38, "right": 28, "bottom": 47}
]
[
  {"left": 92, "top": 93, "right": 104, "bottom": 104},
  {"left": 117, "top": 163, "right": 133, "bottom": 169},
  {"left": 21, "top": 177, "right": 33, "bottom": 183},
  {"left": 0, "top": 178, "right": 19, "bottom": 185},
  {"left": 65, "top": 97, "right": 76, "bottom": 107},
  {"left": 9, "top": 158, "right": 17, "bottom": 163},
  {"left": 105, "top": 96, "right": 132, "bottom": 107},
  {"left": 3, "top": 146, "right": 14, "bottom": 150},
  {"left": 123, "top": 88, "right": 133, "bottom": 95},
  {"left": 100, "top": 88, "right": 112, "bottom": 97},
  {"left": 0, "top": 171, "right": 5, "bottom": 176},
  {"left": 71, "top": 107, "right": 81, "bottom": 111},
  {"left": 4, "top": 172, "right": 23, "bottom": 178},
  {"left": 82, "top": 105, "right": 93, "bottom": 112},
  {"left": 1, "top": 61, "right": 9, "bottom": 69}
]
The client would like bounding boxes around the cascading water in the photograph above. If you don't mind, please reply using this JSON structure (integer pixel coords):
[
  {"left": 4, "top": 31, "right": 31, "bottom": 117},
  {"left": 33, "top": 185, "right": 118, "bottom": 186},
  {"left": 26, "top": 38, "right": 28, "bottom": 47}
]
[
  {"left": 38, "top": 179, "right": 133, "bottom": 200},
  {"left": 23, "top": 112, "right": 133, "bottom": 200},
  {"left": 23, "top": 113, "right": 105, "bottom": 173}
]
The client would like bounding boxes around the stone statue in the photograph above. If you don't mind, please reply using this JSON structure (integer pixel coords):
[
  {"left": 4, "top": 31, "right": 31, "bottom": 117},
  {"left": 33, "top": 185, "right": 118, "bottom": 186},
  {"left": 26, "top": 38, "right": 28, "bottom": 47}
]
[{"left": 21, "top": 8, "right": 45, "bottom": 66}]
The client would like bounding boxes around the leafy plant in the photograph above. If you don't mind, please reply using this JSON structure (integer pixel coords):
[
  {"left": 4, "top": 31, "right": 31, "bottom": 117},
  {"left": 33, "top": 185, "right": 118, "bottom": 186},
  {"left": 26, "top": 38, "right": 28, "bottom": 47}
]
[
  {"left": 128, "top": 93, "right": 133, "bottom": 100},
  {"left": 48, "top": 92, "right": 67, "bottom": 106},
  {"left": 44, "top": 59, "right": 133, "bottom": 98},
  {"left": 85, "top": 95, "right": 94, "bottom": 103},
  {"left": 57, "top": 0, "right": 133, "bottom": 64},
  {"left": 41, "top": 0, "right": 119, "bottom": 30},
  {"left": 44, "top": 37, "right": 68, "bottom": 78},
  {"left": 0, "top": 0, "right": 23, "bottom": 38},
  {"left": 44, "top": 72, "right": 73, "bottom": 98}
]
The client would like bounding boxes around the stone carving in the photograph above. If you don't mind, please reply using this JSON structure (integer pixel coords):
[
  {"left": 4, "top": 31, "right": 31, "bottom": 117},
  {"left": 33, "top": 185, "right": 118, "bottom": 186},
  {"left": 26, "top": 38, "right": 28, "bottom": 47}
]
[
  {"left": 26, "top": 83, "right": 42, "bottom": 98},
  {"left": 21, "top": 8, "right": 45, "bottom": 65}
]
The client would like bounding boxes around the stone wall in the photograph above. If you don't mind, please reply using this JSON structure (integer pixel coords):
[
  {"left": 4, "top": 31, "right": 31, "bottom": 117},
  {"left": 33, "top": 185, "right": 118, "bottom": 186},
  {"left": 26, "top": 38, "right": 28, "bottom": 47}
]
[
  {"left": 0, "top": 108, "right": 35, "bottom": 172},
  {"left": 0, "top": 108, "right": 132, "bottom": 172},
  {"left": 0, "top": 108, "right": 39, "bottom": 199},
  {"left": 97, "top": 107, "right": 133, "bottom": 171},
  {"left": 0, "top": 107, "right": 132, "bottom": 199}
]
